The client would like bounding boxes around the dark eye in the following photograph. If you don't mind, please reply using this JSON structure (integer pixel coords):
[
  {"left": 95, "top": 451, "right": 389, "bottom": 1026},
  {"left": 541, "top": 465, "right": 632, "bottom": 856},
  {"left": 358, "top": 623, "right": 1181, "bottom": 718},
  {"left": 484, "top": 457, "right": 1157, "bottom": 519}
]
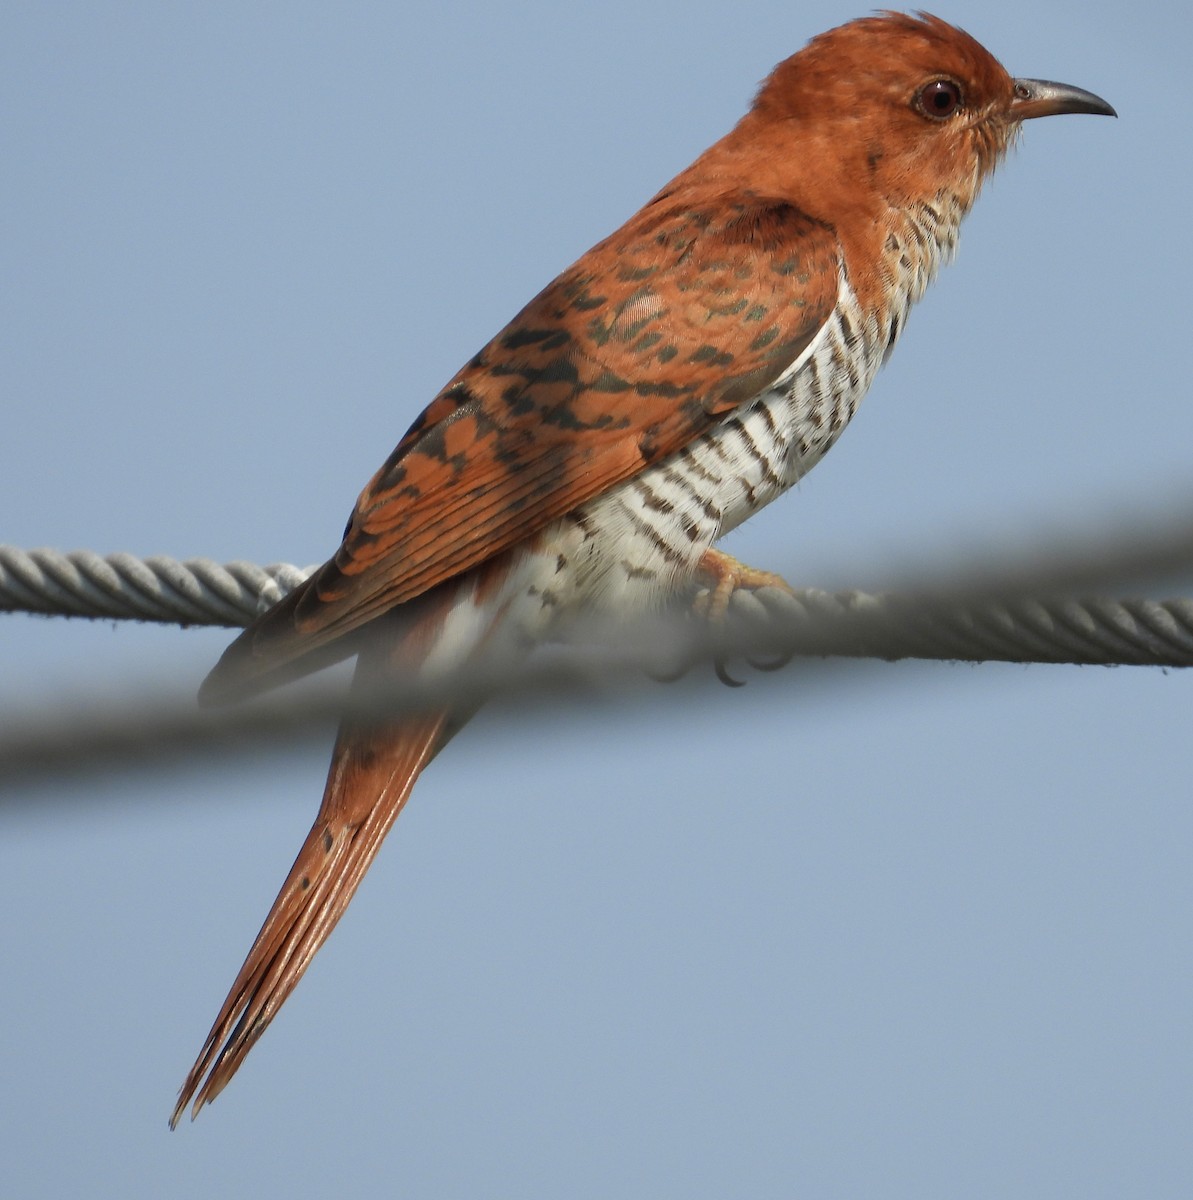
[{"left": 915, "top": 79, "right": 964, "bottom": 120}]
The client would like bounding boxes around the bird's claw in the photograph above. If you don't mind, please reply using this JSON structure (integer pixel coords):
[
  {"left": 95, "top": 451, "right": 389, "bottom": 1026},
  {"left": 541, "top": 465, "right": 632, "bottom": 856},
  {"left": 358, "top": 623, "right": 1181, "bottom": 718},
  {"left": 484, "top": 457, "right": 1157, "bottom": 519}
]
[
  {"left": 692, "top": 549, "right": 797, "bottom": 686},
  {"left": 714, "top": 656, "right": 747, "bottom": 687}
]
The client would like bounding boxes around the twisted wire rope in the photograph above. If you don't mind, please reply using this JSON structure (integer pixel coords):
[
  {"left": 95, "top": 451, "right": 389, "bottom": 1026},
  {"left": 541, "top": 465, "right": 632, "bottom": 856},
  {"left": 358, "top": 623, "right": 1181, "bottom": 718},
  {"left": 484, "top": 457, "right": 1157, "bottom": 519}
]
[
  {"left": 0, "top": 545, "right": 311, "bottom": 626},
  {"left": 4, "top": 542, "right": 1193, "bottom": 668}
]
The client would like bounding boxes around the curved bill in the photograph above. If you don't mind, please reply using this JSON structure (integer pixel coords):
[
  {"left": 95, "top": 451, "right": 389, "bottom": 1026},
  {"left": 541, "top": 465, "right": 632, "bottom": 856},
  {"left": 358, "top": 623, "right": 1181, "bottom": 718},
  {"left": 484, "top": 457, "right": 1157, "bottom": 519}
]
[{"left": 1012, "top": 78, "right": 1117, "bottom": 119}]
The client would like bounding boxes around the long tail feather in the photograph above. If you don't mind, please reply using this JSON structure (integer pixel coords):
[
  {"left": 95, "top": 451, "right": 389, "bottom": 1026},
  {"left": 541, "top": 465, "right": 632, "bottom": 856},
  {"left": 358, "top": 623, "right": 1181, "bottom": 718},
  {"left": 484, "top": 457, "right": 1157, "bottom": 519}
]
[{"left": 171, "top": 602, "right": 458, "bottom": 1127}]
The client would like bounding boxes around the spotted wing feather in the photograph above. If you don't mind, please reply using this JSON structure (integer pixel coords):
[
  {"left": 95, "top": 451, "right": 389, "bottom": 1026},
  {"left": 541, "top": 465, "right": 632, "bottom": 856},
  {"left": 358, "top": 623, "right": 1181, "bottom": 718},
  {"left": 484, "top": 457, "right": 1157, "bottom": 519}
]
[{"left": 202, "top": 192, "right": 838, "bottom": 701}]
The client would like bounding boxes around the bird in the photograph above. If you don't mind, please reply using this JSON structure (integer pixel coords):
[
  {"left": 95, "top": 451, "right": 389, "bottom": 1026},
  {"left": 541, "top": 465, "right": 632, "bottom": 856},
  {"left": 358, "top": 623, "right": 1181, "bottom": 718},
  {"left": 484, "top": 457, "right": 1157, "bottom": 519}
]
[{"left": 170, "top": 12, "right": 1114, "bottom": 1126}]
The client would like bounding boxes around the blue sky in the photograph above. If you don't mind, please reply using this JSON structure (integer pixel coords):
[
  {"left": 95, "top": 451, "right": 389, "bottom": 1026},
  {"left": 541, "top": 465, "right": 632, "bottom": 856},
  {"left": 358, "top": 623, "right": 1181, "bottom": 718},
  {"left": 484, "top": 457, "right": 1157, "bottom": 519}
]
[{"left": 3, "top": 2, "right": 1191, "bottom": 1196}]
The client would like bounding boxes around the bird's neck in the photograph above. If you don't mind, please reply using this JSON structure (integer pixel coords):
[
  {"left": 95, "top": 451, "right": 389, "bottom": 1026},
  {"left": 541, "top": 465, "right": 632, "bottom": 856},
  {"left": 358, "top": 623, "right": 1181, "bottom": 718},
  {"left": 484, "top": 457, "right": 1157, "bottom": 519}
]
[{"left": 673, "top": 113, "right": 974, "bottom": 315}]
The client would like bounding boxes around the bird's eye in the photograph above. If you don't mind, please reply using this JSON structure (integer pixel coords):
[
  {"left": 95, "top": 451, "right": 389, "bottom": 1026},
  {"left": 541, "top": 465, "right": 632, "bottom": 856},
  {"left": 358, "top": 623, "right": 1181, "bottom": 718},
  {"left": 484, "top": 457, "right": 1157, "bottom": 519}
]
[{"left": 915, "top": 79, "right": 964, "bottom": 120}]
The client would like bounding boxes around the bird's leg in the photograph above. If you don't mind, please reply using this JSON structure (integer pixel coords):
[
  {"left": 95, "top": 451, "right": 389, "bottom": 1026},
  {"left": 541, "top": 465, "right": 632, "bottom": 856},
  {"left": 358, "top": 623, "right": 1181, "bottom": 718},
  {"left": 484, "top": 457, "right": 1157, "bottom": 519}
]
[{"left": 691, "top": 548, "right": 797, "bottom": 685}]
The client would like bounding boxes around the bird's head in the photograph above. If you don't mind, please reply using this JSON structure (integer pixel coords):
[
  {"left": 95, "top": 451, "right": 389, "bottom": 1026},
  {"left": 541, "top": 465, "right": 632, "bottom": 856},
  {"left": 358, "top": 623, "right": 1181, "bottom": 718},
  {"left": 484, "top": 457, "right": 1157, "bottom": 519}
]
[{"left": 746, "top": 11, "right": 1114, "bottom": 215}]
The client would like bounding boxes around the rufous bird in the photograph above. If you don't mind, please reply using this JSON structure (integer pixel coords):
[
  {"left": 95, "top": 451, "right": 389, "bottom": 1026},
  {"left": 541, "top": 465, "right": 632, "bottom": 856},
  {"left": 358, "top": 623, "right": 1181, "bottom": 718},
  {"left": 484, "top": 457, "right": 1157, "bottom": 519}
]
[{"left": 171, "top": 12, "right": 1114, "bottom": 1125}]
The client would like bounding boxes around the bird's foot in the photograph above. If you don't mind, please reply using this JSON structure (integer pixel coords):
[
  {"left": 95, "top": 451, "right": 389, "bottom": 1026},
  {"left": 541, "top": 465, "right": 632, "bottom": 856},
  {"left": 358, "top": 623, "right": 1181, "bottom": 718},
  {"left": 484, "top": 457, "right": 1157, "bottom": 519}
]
[
  {"left": 692, "top": 549, "right": 798, "bottom": 686},
  {"left": 693, "top": 549, "right": 794, "bottom": 621}
]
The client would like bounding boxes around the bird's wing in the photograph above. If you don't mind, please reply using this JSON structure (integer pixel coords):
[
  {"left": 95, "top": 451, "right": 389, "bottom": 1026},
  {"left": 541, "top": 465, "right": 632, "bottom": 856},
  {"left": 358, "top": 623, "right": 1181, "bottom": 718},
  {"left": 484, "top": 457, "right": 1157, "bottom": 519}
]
[{"left": 202, "top": 193, "right": 839, "bottom": 700}]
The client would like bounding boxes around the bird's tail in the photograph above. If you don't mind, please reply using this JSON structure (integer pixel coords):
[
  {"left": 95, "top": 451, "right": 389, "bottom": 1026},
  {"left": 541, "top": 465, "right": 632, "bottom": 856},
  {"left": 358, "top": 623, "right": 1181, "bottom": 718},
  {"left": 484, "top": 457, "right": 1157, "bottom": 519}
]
[{"left": 169, "top": 598, "right": 461, "bottom": 1128}]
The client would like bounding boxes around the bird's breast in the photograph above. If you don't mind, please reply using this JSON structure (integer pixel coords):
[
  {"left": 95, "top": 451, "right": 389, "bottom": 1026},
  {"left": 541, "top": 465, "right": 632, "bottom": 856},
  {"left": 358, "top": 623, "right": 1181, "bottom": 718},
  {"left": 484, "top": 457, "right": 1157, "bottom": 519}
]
[{"left": 519, "top": 276, "right": 888, "bottom": 622}]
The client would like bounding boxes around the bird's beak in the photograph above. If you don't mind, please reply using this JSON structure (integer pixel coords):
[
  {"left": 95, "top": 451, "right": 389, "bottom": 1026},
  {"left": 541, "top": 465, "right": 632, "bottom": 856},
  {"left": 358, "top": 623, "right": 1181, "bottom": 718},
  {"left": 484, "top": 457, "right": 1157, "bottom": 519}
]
[{"left": 1011, "top": 78, "right": 1117, "bottom": 120}]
